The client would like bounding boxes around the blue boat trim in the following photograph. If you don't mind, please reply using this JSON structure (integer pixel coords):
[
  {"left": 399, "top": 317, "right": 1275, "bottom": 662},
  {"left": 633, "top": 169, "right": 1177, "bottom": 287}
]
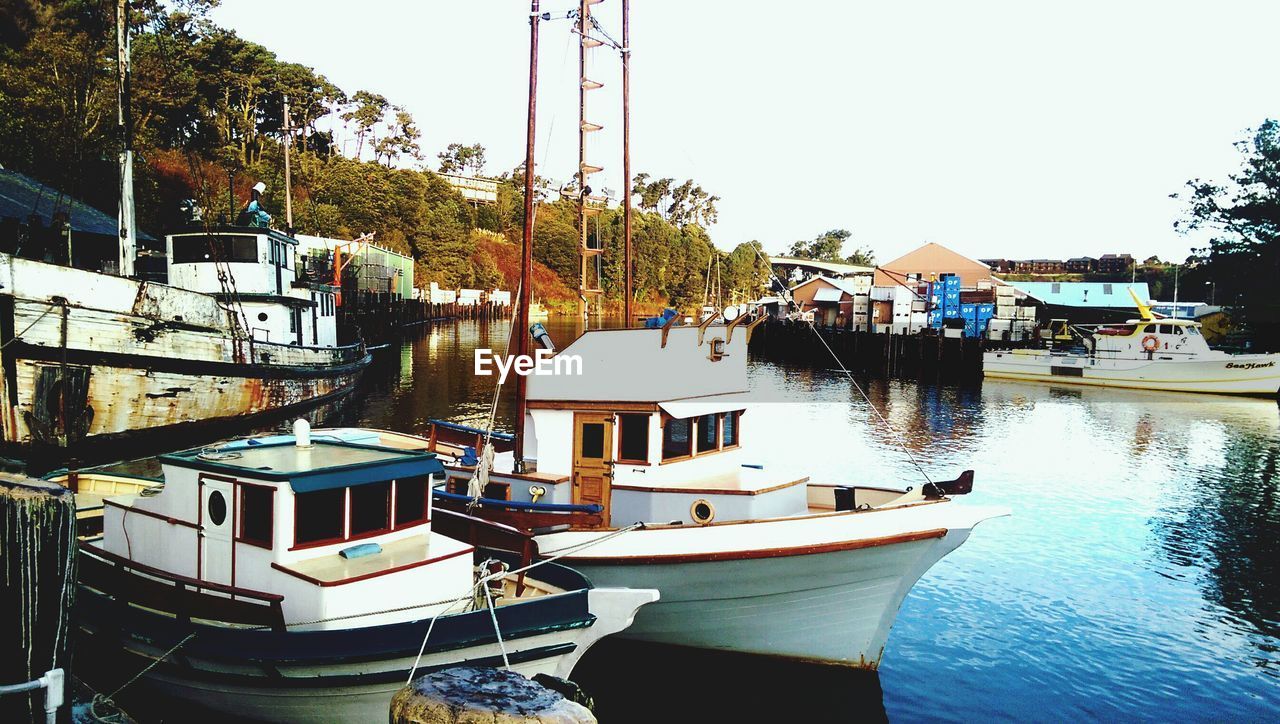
[
  {"left": 433, "top": 489, "right": 603, "bottom": 514},
  {"left": 427, "top": 419, "right": 515, "bottom": 442},
  {"left": 159, "top": 439, "right": 444, "bottom": 493}
]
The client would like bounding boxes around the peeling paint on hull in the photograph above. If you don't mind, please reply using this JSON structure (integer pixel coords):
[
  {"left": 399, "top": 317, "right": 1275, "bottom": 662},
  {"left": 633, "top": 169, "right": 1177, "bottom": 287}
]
[{"left": 0, "top": 253, "right": 370, "bottom": 451}]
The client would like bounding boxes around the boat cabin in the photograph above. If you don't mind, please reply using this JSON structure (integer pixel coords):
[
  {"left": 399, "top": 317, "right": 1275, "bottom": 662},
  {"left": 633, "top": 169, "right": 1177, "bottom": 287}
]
[
  {"left": 97, "top": 434, "right": 473, "bottom": 628},
  {"left": 1089, "top": 317, "right": 1212, "bottom": 358},
  {"left": 443, "top": 320, "right": 814, "bottom": 528},
  {"left": 166, "top": 226, "right": 338, "bottom": 347}
]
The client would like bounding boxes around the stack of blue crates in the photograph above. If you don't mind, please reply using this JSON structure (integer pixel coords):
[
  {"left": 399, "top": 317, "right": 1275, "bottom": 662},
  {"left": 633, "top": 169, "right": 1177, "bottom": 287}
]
[
  {"left": 928, "top": 274, "right": 992, "bottom": 337},
  {"left": 928, "top": 274, "right": 963, "bottom": 329}
]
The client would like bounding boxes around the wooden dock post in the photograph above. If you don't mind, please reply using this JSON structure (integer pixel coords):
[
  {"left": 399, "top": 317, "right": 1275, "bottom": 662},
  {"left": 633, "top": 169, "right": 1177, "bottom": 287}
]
[
  {"left": 390, "top": 667, "right": 594, "bottom": 723},
  {"left": 0, "top": 475, "right": 76, "bottom": 723}
]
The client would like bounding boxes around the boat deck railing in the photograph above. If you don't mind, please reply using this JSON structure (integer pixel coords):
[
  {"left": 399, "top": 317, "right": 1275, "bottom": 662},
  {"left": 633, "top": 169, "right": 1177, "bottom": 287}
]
[{"left": 80, "top": 542, "right": 286, "bottom": 631}]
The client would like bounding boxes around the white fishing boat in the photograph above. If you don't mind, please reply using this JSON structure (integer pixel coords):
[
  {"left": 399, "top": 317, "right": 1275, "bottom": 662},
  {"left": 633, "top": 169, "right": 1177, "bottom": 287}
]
[
  {"left": 0, "top": 224, "right": 370, "bottom": 455},
  {"left": 984, "top": 294, "right": 1280, "bottom": 396},
  {"left": 72, "top": 424, "right": 656, "bottom": 722},
  {"left": 323, "top": 315, "right": 1007, "bottom": 669}
]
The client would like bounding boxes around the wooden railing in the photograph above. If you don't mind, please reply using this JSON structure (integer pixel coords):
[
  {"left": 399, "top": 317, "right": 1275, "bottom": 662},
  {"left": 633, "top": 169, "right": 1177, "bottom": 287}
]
[
  {"left": 79, "top": 543, "right": 286, "bottom": 631},
  {"left": 431, "top": 508, "right": 538, "bottom": 594}
]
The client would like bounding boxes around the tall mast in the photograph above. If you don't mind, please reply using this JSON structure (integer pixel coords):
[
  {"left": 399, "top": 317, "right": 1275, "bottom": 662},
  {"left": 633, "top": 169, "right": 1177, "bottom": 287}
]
[
  {"left": 578, "top": 0, "right": 605, "bottom": 324},
  {"left": 622, "top": 0, "right": 632, "bottom": 325},
  {"left": 282, "top": 95, "right": 294, "bottom": 233},
  {"left": 115, "top": 0, "right": 136, "bottom": 278},
  {"left": 514, "top": 0, "right": 540, "bottom": 474}
]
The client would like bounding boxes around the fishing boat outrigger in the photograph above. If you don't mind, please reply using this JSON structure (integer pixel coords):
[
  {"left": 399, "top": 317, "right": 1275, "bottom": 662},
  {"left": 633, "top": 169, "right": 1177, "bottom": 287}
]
[{"left": 984, "top": 291, "right": 1280, "bottom": 396}]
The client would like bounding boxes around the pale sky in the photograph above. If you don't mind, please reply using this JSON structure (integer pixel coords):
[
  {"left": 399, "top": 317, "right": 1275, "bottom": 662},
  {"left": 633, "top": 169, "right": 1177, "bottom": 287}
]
[{"left": 211, "top": 1, "right": 1278, "bottom": 263}]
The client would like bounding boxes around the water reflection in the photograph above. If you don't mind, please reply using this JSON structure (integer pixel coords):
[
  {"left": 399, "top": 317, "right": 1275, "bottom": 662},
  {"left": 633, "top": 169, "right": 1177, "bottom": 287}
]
[{"left": 325, "top": 323, "right": 1280, "bottom": 719}]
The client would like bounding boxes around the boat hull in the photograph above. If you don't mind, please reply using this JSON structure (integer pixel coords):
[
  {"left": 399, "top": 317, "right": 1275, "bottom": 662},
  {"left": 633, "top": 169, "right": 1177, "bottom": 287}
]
[
  {"left": 76, "top": 580, "right": 654, "bottom": 723},
  {"left": 0, "top": 254, "right": 370, "bottom": 453},
  {"left": 537, "top": 502, "right": 1004, "bottom": 668},
  {"left": 983, "top": 351, "right": 1280, "bottom": 396}
]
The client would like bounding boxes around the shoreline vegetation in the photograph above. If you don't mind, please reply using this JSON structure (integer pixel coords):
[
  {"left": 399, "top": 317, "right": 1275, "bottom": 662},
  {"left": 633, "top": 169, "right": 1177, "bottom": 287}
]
[{"left": 0, "top": 1, "right": 770, "bottom": 315}]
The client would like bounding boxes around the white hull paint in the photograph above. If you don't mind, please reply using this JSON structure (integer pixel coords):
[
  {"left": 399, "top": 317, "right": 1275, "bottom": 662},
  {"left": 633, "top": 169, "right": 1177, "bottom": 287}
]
[
  {"left": 984, "top": 350, "right": 1280, "bottom": 396},
  {"left": 537, "top": 502, "right": 1005, "bottom": 668},
  {"left": 0, "top": 254, "right": 367, "bottom": 448}
]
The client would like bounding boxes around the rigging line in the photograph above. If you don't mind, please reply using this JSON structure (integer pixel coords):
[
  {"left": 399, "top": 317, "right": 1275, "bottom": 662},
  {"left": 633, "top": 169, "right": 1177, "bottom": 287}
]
[{"left": 750, "top": 243, "right": 935, "bottom": 486}]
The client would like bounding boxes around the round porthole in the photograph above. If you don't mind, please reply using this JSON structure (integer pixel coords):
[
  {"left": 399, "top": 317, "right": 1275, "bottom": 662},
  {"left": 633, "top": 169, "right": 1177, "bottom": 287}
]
[
  {"left": 690, "top": 499, "right": 715, "bottom": 525},
  {"left": 257, "top": 312, "right": 269, "bottom": 322},
  {"left": 207, "top": 490, "right": 227, "bottom": 526}
]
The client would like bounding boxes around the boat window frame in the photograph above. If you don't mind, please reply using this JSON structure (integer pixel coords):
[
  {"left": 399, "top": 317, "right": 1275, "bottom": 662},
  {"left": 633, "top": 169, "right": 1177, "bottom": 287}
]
[
  {"left": 721, "top": 411, "right": 742, "bottom": 450},
  {"left": 393, "top": 476, "right": 430, "bottom": 528},
  {"left": 661, "top": 416, "right": 693, "bottom": 462},
  {"left": 292, "top": 487, "right": 348, "bottom": 549},
  {"left": 661, "top": 411, "right": 744, "bottom": 464},
  {"left": 616, "top": 412, "right": 651, "bottom": 465},
  {"left": 235, "top": 481, "right": 276, "bottom": 550},
  {"left": 348, "top": 480, "right": 393, "bottom": 539}
]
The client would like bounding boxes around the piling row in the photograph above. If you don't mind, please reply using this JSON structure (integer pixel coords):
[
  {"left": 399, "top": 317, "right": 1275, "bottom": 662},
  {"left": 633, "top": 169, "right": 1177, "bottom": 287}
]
[
  {"left": 337, "top": 291, "right": 511, "bottom": 346},
  {"left": 749, "top": 320, "right": 985, "bottom": 384}
]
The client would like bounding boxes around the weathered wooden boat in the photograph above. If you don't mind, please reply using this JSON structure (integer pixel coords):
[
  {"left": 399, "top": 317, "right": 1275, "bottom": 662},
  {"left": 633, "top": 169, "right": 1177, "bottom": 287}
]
[
  {"left": 0, "top": 226, "right": 370, "bottom": 456},
  {"left": 72, "top": 425, "right": 656, "bottom": 723},
  {"left": 985, "top": 292, "right": 1280, "bottom": 396},
  {"left": 320, "top": 320, "right": 1008, "bottom": 669}
]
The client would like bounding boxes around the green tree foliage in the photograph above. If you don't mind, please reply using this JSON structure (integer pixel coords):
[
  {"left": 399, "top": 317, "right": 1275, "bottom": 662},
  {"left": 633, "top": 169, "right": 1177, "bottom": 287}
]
[
  {"left": 0, "top": 2, "right": 770, "bottom": 311},
  {"left": 437, "top": 142, "right": 486, "bottom": 176},
  {"left": 1175, "top": 120, "right": 1280, "bottom": 342}
]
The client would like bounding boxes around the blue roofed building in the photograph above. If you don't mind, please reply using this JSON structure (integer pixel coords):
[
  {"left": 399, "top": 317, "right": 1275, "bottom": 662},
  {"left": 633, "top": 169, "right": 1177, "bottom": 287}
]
[{"left": 1007, "top": 281, "right": 1153, "bottom": 324}]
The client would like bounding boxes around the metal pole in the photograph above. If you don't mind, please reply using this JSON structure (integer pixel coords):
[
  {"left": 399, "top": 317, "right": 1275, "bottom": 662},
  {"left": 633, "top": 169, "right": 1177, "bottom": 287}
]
[
  {"left": 622, "top": 0, "right": 633, "bottom": 326},
  {"left": 577, "top": 0, "right": 589, "bottom": 324},
  {"left": 115, "top": 0, "right": 136, "bottom": 278},
  {"left": 514, "top": 0, "right": 540, "bottom": 473},
  {"left": 283, "top": 95, "right": 294, "bottom": 232}
]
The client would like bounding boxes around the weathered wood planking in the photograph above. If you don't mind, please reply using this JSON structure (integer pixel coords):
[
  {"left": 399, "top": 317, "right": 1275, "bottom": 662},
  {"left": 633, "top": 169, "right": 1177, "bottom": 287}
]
[{"left": 0, "top": 253, "right": 368, "bottom": 448}]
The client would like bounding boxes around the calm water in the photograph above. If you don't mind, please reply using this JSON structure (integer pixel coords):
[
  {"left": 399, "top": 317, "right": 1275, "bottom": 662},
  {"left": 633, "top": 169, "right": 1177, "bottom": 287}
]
[{"left": 340, "top": 318, "right": 1280, "bottom": 721}]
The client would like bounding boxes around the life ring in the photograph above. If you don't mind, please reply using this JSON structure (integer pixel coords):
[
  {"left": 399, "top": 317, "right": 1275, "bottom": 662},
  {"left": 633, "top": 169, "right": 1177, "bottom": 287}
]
[{"left": 1141, "top": 335, "right": 1159, "bottom": 352}]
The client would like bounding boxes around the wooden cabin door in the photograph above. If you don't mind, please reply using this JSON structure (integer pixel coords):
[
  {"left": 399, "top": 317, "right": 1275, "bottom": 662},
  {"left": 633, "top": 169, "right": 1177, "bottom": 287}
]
[
  {"left": 199, "top": 476, "right": 235, "bottom": 586},
  {"left": 572, "top": 412, "right": 614, "bottom": 522}
]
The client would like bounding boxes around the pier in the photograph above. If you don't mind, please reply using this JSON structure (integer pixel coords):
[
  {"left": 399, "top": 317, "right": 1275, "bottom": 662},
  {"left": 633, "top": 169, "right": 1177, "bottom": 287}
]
[{"left": 749, "top": 319, "right": 986, "bottom": 384}]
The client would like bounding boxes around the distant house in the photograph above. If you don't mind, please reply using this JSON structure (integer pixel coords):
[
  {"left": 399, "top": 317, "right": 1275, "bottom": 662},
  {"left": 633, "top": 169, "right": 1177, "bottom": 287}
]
[
  {"left": 789, "top": 275, "right": 871, "bottom": 328},
  {"left": 979, "top": 258, "right": 1012, "bottom": 273},
  {"left": 874, "top": 242, "right": 993, "bottom": 290},
  {"left": 1065, "top": 256, "right": 1097, "bottom": 273},
  {"left": 1097, "top": 253, "right": 1134, "bottom": 274}
]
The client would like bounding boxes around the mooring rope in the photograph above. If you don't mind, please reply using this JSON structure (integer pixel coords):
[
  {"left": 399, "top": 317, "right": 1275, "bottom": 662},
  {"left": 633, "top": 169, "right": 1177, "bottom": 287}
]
[{"left": 90, "top": 631, "right": 197, "bottom": 719}]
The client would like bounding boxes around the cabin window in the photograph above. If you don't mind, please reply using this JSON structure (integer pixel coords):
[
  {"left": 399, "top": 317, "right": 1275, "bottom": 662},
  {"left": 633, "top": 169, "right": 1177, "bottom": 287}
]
[
  {"left": 696, "top": 414, "right": 719, "bottom": 453},
  {"left": 294, "top": 488, "right": 345, "bottom": 545},
  {"left": 1187, "top": 326, "right": 1200, "bottom": 335},
  {"left": 662, "top": 418, "right": 692, "bottom": 460},
  {"left": 580, "top": 423, "right": 605, "bottom": 459},
  {"left": 394, "top": 476, "right": 429, "bottom": 527},
  {"left": 172, "top": 234, "right": 258, "bottom": 264},
  {"left": 1144, "top": 324, "right": 1157, "bottom": 333},
  {"left": 722, "top": 411, "right": 740, "bottom": 448},
  {"left": 237, "top": 483, "right": 274, "bottom": 548},
  {"left": 349, "top": 481, "right": 391, "bottom": 537},
  {"left": 617, "top": 413, "right": 650, "bottom": 463},
  {"left": 1159, "top": 324, "right": 1174, "bottom": 334}
]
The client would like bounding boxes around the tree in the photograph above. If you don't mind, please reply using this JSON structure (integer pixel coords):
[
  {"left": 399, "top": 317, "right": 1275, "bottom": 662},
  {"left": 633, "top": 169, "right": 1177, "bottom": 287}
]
[
  {"left": 789, "top": 229, "right": 850, "bottom": 262},
  {"left": 341, "top": 90, "right": 388, "bottom": 159},
  {"left": 845, "top": 247, "right": 875, "bottom": 266},
  {"left": 1175, "top": 119, "right": 1280, "bottom": 348},
  {"left": 438, "top": 142, "right": 485, "bottom": 176}
]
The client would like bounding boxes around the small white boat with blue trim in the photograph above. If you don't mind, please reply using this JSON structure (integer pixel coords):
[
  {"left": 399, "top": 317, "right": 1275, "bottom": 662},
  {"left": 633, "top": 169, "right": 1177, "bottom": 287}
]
[{"left": 72, "top": 423, "right": 656, "bottom": 723}]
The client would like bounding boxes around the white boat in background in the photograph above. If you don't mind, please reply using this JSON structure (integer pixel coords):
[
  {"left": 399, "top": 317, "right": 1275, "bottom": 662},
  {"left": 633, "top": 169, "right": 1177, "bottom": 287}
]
[
  {"left": 985, "top": 294, "right": 1280, "bottom": 396},
  {"left": 326, "top": 319, "right": 1008, "bottom": 669},
  {"left": 70, "top": 426, "right": 655, "bottom": 723}
]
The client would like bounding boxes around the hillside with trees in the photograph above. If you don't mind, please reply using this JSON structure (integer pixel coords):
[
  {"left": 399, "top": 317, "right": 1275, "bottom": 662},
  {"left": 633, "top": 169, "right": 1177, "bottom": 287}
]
[{"left": 0, "top": 0, "right": 770, "bottom": 312}]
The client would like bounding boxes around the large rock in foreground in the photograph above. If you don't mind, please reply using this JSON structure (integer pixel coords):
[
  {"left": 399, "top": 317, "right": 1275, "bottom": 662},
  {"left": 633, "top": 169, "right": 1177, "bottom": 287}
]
[{"left": 389, "top": 666, "right": 595, "bottom": 724}]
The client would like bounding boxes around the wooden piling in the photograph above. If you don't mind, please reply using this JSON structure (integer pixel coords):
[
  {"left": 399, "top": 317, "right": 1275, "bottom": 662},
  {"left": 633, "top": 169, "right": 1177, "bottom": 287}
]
[{"left": 0, "top": 474, "right": 76, "bottom": 722}]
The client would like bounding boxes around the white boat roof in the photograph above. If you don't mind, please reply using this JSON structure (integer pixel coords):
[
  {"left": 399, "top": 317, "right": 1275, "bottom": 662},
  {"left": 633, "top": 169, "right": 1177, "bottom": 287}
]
[{"left": 527, "top": 326, "right": 749, "bottom": 403}]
